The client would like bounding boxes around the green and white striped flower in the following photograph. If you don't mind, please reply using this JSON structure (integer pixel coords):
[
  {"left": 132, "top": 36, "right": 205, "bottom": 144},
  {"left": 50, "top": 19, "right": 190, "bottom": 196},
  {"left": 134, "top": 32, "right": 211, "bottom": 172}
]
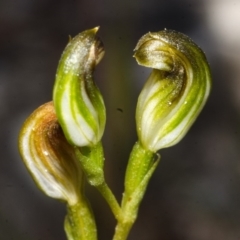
[
  {"left": 18, "top": 102, "right": 83, "bottom": 205},
  {"left": 53, "top": 27, "right": 106, "bottom": 147},
  {"left": 134, "top": 30, "right": 211, "bottom": 152}
]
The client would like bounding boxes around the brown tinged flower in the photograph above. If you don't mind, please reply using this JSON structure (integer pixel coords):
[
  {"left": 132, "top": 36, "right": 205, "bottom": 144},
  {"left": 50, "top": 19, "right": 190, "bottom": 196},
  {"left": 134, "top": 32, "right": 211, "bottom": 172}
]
[{"left": 18, "top": 102, "right": 83, "bottom": 206}]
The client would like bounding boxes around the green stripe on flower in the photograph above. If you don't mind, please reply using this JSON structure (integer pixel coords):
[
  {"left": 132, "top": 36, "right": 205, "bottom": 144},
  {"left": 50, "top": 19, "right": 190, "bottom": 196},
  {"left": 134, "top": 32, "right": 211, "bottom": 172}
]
[
  {"left": 134, "top": 30, "right": 211, "bottom": 152},
  {"left": 53, "top": 27, "right": 106, "bottom": 147}
]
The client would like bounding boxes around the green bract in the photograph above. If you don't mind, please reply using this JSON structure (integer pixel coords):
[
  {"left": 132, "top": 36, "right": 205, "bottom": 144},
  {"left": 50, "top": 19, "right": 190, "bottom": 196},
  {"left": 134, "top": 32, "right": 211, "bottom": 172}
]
[
  {"left": 134, "top": 30, "right": 212, "bottom": 152},
  {"left": 53, "top": 27, "right": 106, "bottom": 147}
]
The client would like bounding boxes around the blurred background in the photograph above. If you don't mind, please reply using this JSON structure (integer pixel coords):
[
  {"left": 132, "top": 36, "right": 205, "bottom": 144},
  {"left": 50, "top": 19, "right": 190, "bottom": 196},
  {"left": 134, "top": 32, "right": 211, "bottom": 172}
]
[{"left": 1, "top": 0, "right": 240, "bottom": 239}]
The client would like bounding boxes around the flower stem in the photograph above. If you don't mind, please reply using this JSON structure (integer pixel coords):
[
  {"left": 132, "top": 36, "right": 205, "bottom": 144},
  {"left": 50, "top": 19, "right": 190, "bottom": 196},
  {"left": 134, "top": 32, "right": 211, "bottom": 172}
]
[
  {"left": 64, "top": 177, "right": 97, "bottom": 240},
  {"left": 113, "top": 220, "right": 132, "bottom": 240},
  {"left": 113, "top": 142, "right": 160, "bottom": 240},
  {"left": 96, "top": 182, "right": 122, "bottom": 220},
  {"left": 65, "top": 201, "right": 97, "bottom": 240},
  {"left": 75, "top": 142, "right": 121, "bottom": 220}
]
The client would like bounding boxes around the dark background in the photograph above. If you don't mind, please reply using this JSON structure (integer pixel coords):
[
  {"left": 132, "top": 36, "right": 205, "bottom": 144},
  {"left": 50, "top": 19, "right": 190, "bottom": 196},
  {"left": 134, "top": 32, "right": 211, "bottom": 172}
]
[{"left": 1, "top": 0, "right": 240, "bottom": 239}]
